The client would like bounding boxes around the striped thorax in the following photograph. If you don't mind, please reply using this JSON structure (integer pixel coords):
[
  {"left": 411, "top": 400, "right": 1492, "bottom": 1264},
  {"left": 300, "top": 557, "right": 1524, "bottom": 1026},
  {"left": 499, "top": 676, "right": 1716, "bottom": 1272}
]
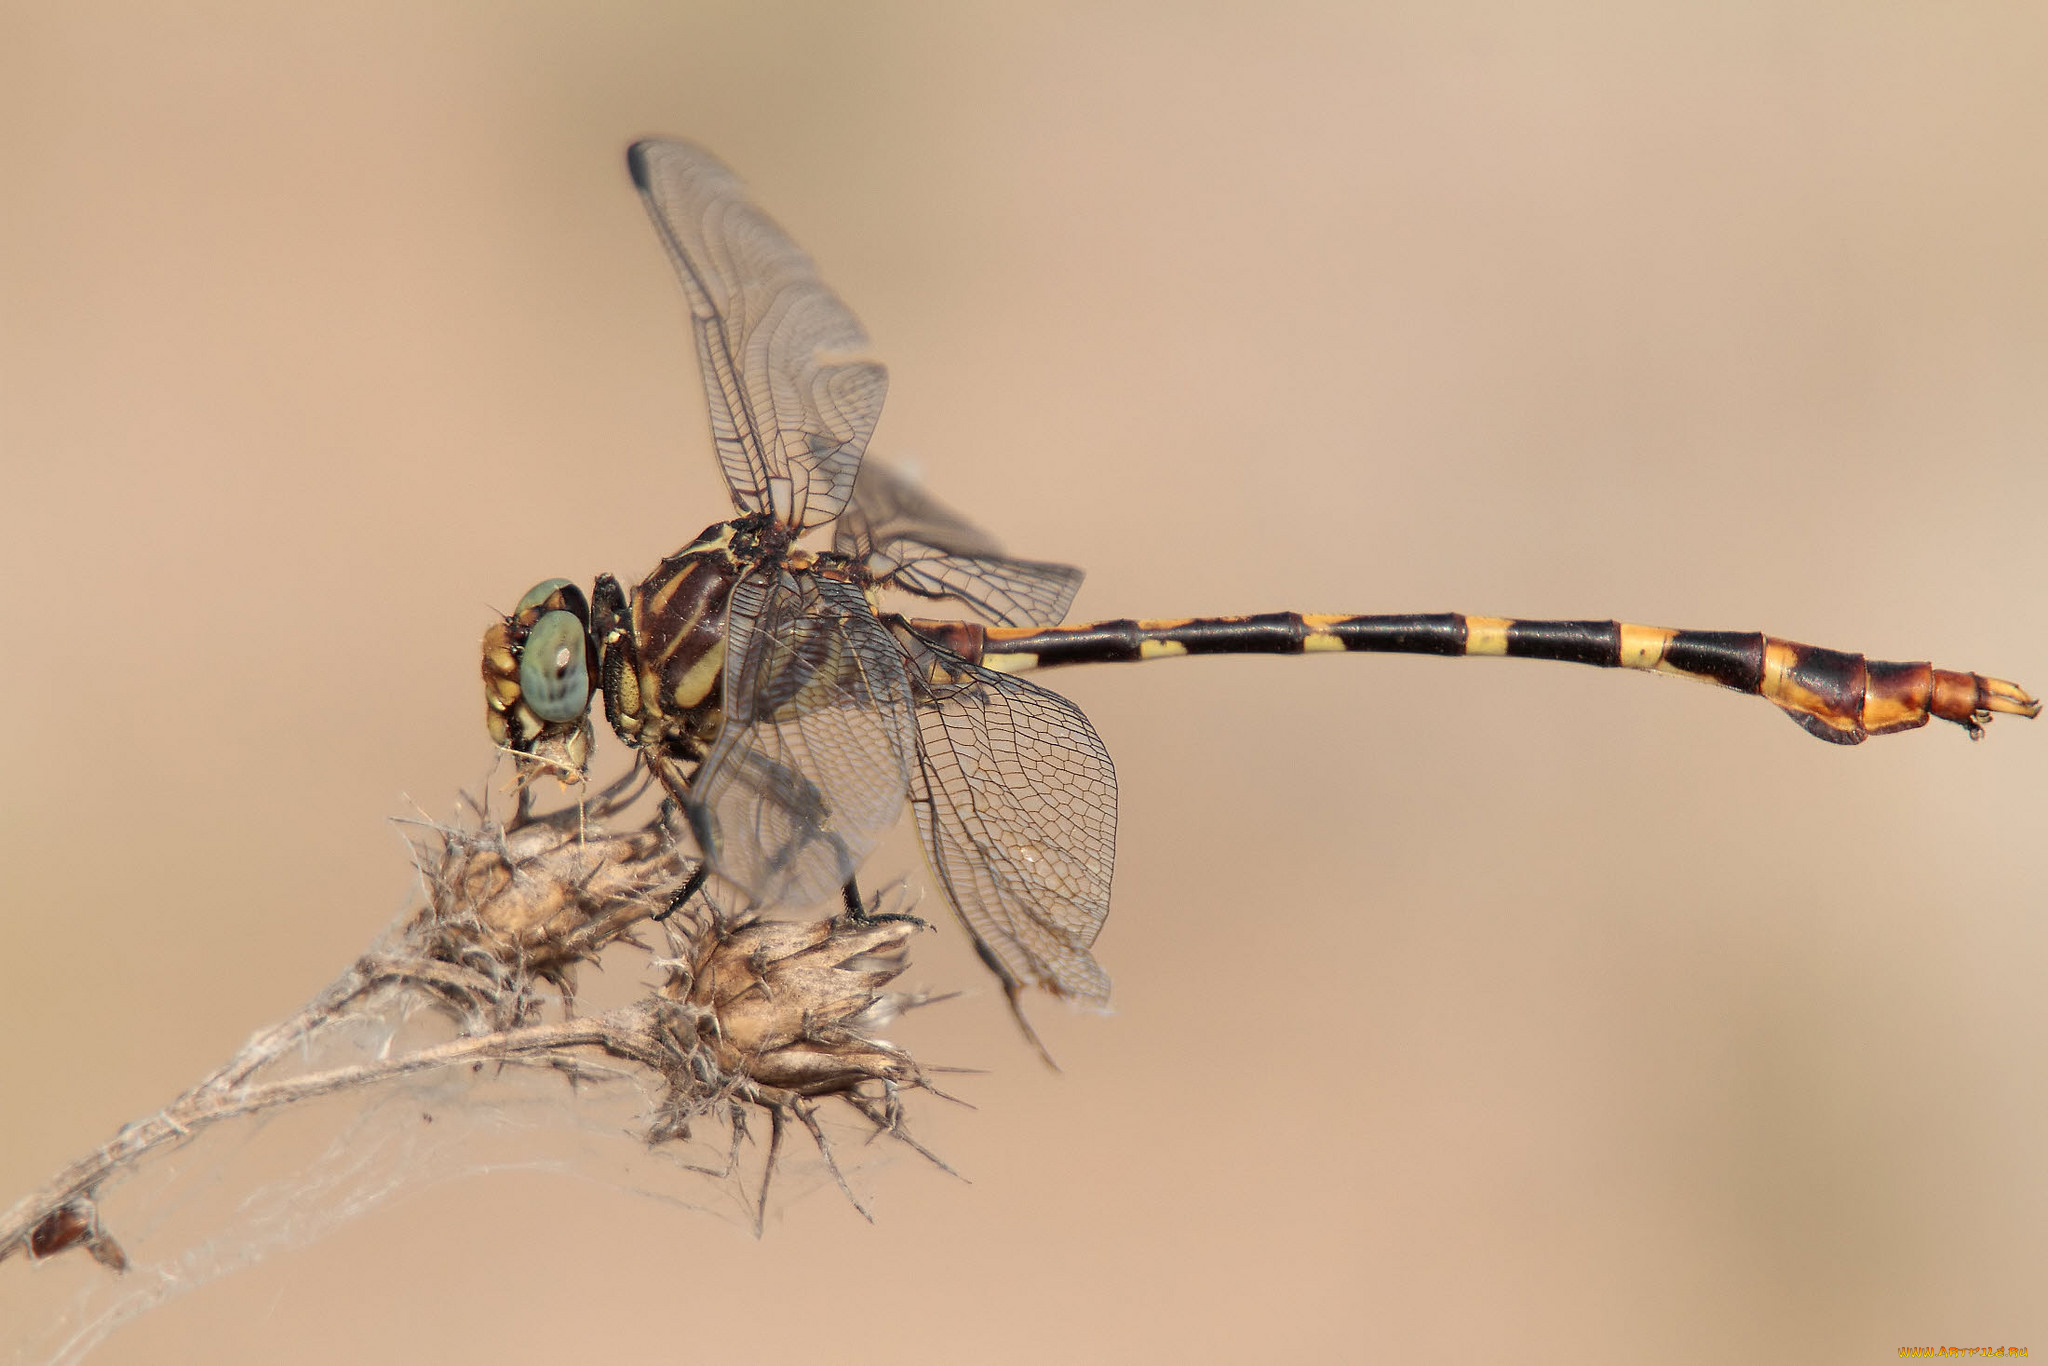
[{"left": 595, "top": 515, "right": 775, "bottom": 766}]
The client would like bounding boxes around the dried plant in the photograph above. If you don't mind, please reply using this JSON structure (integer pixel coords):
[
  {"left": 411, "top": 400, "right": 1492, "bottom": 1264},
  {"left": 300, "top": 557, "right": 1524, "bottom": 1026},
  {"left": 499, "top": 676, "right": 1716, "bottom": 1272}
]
[{"left": 0, "top": 772, "right": 957, "bottom": 1362}]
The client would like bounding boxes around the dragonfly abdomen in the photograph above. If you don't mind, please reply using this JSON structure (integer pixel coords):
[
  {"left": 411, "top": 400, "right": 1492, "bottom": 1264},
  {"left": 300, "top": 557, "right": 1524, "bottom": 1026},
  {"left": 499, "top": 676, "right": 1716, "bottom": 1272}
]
[{"left": 929, "top": 611, "right": 2040, "bottom": 745}]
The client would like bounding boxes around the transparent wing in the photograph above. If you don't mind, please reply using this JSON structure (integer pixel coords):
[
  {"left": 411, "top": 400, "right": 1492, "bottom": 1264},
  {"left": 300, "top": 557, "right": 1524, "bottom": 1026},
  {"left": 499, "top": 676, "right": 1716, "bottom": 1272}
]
[
  {"left": 900, "top": 630, "right": 1117, "bottom": 1004},
  {"left": 835, "top": 459, "right": 1085, "bottom": 628},
  {"left": 834, "top": 457, "right": 1005, "bottom": 559},
  {"left": 685, "top": 570, "right": 918, "bottom": 908},
  {"left": 629, "top": 139, "right": 886, "bottom": 533}
]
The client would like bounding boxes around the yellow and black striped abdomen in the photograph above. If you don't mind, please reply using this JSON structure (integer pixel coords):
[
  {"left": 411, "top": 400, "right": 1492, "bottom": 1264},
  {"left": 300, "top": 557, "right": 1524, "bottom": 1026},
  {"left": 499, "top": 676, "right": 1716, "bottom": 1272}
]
[{"left": 911, "top": 611, "right": 2040, "bottom": 744}]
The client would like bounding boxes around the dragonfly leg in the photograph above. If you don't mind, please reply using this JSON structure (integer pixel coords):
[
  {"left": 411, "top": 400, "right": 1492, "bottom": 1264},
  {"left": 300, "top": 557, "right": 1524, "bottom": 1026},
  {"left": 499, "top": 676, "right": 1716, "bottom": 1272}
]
[
  {"left": 652, "top": 863, "right": 709, "bottom": 923},
  {"left": 838, "top": 875, "right": 928, "bottom": 929},
  {"left": 510, "top": 781, "right": 533, "bottom": 830}
]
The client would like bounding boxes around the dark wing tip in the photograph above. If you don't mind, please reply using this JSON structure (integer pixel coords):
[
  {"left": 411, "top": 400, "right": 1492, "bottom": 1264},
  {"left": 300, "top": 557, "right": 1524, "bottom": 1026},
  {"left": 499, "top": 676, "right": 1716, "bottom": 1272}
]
[{"left": 625, "top": 139, "right": 664, "bottom": 190}]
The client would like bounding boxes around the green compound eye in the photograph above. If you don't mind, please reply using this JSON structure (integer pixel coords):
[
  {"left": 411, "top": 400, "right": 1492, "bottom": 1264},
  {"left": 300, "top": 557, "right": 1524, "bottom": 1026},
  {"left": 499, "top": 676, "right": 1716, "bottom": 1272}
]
[
  {"left": 519, "top": 609, "right": 591, "bottom": 722},
  {"left": 516, "top": 577, "right": 577, "bottom": 617}
]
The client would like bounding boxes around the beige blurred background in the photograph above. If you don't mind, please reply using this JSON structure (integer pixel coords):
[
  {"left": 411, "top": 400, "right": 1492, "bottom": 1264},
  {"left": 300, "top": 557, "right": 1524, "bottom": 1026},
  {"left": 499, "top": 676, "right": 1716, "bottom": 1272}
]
[{"left": 5, "top": 3, "right": 2046, "bottom": 1361}]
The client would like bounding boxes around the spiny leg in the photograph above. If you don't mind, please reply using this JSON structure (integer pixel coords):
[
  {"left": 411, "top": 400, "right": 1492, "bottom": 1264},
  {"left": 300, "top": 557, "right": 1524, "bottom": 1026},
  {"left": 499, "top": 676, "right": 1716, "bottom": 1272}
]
[
  {"left": 838, "top": 874, "right": 928, "bottom": 929},
  {"left": 652, "top": 863, "right": 709, "bottom": 924},
  {"left": 655, "top": 865, "right": 927, "bottom": 930},
  {"left": 509, "top": 776, "right": 534, "bottom": 829},
  {"left": 643, "top": 750, "right": 715, "bottom": 926}
]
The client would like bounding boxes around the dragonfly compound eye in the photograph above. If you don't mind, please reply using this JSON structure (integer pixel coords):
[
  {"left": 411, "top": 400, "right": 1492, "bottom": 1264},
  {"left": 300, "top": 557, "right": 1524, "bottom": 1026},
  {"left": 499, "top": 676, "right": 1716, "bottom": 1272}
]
[
  {"left": 519, "top": 609, "right": 592, "bottom": 722},
  {"left": 515, "top": 577, "right": 577, "bottom": 617}
]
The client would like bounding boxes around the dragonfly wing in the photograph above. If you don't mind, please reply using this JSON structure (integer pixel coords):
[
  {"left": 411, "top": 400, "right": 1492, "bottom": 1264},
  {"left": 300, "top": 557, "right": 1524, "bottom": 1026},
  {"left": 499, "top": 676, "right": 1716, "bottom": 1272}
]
[
  {"left": 629, "top": 139, "right": 886, "bottom": 533},
  {"left": 834, "top": 457, "right": 1005, "bottom": 558},
  {"left": 882, "top": 553, "right": 1085, "bottom": 630},
  {"left": 901, "top": 631, "right": 1117, "bottom": 1004},
  {"left": 836, "top": 459, "right": 1084, "bottom": 627},
  {"left": 686, "top": 569, "right": 918, "bottom": 908}
]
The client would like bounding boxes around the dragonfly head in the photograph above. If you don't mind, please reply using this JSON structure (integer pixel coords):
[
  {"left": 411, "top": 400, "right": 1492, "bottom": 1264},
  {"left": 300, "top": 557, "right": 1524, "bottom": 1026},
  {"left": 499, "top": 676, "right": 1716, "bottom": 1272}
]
[{"left": 482, "top": 577, "right": 599, "bottom": 782}]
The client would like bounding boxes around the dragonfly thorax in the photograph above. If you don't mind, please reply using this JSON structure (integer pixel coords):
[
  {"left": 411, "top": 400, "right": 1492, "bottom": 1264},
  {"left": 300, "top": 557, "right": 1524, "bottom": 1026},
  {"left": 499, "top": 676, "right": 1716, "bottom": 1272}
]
[{"left": 594, "top": 520, "right": 766, "bottom": 766}]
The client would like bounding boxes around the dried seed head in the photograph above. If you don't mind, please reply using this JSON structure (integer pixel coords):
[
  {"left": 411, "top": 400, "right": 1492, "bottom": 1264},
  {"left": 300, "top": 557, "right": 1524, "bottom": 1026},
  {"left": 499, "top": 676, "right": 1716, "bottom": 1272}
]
[
  {"left": 420, "top": 805, "right": 684, "bottom": 965},
  {"left": 403, "top": 801, "right": 954, "bottom": 1218},
  {"left": 673, "top": 915, "right": 925, "bottom": 1095}
]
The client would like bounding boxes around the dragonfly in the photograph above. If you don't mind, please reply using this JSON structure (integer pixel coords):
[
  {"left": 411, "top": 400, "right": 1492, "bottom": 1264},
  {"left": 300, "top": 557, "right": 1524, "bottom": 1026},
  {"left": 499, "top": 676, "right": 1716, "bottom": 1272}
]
[{"left": 483, "top": 138, "right": 2039, "bottom": 1056}]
